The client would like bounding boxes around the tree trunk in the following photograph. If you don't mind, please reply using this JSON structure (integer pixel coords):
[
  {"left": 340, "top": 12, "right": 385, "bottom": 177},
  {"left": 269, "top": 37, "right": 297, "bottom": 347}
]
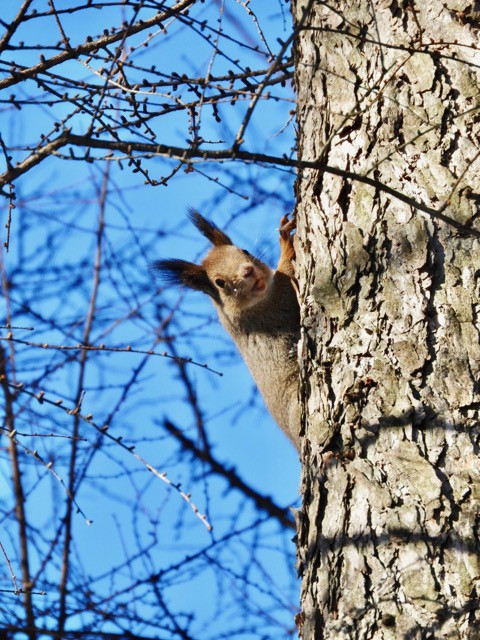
[{"left": 292, "top": 1, "right": 480, "bottom": 638}]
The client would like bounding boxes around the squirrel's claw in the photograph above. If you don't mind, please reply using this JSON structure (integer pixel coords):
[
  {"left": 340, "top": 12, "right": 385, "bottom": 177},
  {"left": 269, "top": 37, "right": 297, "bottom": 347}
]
[{"left": 279, "top": 214, "right": 296, "bottom": 239}]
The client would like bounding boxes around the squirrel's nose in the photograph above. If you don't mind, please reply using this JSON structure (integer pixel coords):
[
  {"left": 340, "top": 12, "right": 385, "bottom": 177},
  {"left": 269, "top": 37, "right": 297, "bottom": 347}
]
[{"left": 242, "top": 264, "right": 255, "bottom": 278}]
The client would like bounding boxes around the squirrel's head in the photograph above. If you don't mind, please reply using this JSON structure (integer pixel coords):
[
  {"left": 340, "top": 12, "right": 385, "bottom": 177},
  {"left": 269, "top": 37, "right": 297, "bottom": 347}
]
[{"left": 154, "top": 210, "right": 272, "bottom": 316}]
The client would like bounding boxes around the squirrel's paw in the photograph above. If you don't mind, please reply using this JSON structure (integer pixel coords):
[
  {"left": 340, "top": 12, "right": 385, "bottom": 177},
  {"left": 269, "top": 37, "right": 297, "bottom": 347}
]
[
  {"left": 279, "top": 214, "right": 296, "bottom": 240},
  {"left": 278, "top": 214, "right": 296, "bottom": 270}
]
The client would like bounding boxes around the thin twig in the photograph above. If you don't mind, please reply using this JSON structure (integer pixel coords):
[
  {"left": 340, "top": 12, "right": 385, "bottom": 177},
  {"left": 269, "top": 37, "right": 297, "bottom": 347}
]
[
  {"left": 0, "top": 540, "right": 20, "bottom": 595},
  {"left": 0, "top": 0, "right": 197, "bottom": 91},
  {"left": 0, "top": 0, "right": 34, "bottom": 54},
  {"left": 2, "top": 376, "right": 214, "bottom": 532},
  {"left": 7, "top": 433, "right": 92, "bottom": 525},
  {"left": 0, "top": 335, "right": 223, "bottom": 376}
]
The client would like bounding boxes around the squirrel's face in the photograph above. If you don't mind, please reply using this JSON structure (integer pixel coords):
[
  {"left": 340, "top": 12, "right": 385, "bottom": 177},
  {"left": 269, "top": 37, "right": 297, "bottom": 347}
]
[
  {"left": 203, "top": 245, "right": 273, "bottom": 313},
  {"left": 154, "top": 211, "right": 274, "bottom": 317}
]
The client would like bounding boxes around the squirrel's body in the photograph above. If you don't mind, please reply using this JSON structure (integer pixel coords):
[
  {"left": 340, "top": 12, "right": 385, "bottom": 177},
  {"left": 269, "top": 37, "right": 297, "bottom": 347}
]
[{"left": 155, "top": 211, "right": 301, "bottom": 450}]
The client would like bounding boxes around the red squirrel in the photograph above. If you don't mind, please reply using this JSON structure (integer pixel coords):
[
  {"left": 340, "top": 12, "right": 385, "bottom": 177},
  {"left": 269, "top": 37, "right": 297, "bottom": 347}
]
[{"left": 155, "top": 210, "right": 301, "bottom": 450}]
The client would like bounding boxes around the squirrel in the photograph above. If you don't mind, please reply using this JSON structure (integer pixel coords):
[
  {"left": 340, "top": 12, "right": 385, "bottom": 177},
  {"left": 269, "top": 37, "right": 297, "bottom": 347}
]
[{"left": 154, "top": 210, "right": 301, "bottom": 450}]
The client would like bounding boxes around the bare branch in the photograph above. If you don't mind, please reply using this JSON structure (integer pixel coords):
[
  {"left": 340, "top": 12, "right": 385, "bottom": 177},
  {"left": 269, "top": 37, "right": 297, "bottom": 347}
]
[
  {"left": 0, "top": 0, "right": 197, "bottom": 91},
  {"left": 2, "top": 130, "right": 475, "bottom": 239},
  {"left": 0, "top": 335, "right": 224, "bottom": 376},
  {"left": 164, "top": 419, "right": 295, "bottom": 530}
]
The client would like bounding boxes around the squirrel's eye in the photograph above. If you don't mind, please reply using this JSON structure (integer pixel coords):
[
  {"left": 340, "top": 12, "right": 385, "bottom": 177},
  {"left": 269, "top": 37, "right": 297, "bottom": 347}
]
[
  {"left": 242, "top": 249, "right": 252, "bottom": 257},
  {"left": 215, "top": 278, "right": 226, "bottom": 289}
]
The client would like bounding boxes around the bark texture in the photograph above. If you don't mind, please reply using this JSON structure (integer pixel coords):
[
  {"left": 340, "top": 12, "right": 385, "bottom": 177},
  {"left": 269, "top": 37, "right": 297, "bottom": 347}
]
[{"left": 292, "top": 1, "right": 480, "bottom": 638}]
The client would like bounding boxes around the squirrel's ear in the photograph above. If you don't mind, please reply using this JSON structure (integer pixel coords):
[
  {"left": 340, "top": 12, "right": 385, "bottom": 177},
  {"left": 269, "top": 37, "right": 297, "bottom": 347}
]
[
  {"left": 153, "top": 259, "right": 219, "bottom": 300},
  {"left": 189, "top": 209, "right": 233, "bottom": 247}
]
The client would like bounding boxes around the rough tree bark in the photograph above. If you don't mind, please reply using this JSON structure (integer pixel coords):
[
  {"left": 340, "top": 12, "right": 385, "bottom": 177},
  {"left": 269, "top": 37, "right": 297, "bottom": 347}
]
[{"left": 292, "top": 1, "right": 480, "bottom": 638}]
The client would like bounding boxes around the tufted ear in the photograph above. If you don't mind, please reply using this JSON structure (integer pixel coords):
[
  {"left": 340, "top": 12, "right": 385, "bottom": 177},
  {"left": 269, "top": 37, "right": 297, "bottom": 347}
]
[
  {"left": 153, "top": 259, "right": 219, "bottom": 301},
  {"left": 189, "top": 209, "right": 233, "bottom": 247}
]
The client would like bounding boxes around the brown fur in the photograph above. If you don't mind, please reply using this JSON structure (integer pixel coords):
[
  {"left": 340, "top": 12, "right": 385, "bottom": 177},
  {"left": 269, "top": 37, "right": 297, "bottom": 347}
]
[{"left": 155, "top": 211, "right": 301, "bottom": 450}]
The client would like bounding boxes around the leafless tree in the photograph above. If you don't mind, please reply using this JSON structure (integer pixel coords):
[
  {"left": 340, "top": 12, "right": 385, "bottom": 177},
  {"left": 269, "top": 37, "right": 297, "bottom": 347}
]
[{"left": 2, "top": 1, "right": 480, "bottom": 639}]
